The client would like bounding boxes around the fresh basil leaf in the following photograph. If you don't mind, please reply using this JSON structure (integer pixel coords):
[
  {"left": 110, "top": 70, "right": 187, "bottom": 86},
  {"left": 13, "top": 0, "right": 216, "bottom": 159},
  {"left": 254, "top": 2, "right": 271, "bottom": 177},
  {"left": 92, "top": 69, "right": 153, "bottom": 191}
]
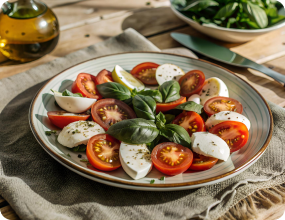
[
  {"left": 175, "top": 101, "right": 203, "bottom": 114},
  {"left": 107, "top": 118, "right": 159, "bottom": 144},
  {"left": 164, "top": 114, "right": 175, "bottom": 124},
  {"left": 71, "top": 144, "right": 86, "bottom": 152},
  {"left": 132, "top": 95, "right": 156, "bottom": 122},
  {"left": 214, "top": 2, "right": 238, "bottom": 19},
  {"left": 45, "top": 130, "right": 57, "bottom": 136},
  {"left": 138, "top": 89, "right": 163, "bottom": 103},
  {"left": 155, "top": 112, "right": 166, "bottom": 129},
  {"left": 123, "top": 97, "right": 133, "bottom": 106},
  {"left": 160, "top": 124, "right": 191, "bottom": 148},
  {"left": 159, "top": 80, "right": 181, "bottom": 103},
  {"left": 62, "top": 89, "right": 83, "bottom": 97},
  {"left": 97, "top": 82, "right": 131, "bottom": 100},
  {"left": 183, "top": 0, "right": 219, "bottom": 12},
  {"left": 243, "top": 2, "right": 268, "bottom": 28}
]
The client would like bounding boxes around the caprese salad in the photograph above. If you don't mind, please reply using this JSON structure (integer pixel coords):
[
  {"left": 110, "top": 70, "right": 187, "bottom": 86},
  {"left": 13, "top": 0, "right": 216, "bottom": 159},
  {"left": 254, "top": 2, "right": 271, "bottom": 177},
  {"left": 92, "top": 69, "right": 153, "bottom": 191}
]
[{"left": 45, "top": 62, "right": 250, "bottom": 182}]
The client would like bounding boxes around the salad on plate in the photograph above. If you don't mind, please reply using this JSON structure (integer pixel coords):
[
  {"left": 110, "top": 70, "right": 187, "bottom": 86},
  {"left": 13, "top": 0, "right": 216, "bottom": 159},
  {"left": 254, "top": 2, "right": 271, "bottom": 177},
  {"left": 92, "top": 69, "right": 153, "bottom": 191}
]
[{"left": 44, "top": 62, "right": 251, "bottom": 182}]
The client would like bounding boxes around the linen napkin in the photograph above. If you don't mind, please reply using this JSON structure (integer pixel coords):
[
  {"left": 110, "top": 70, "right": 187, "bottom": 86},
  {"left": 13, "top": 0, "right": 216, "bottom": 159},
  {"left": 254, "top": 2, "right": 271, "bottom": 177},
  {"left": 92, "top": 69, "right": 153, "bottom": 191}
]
[{"left": 0, "top": 28, "right": 284, "bottom": 220}]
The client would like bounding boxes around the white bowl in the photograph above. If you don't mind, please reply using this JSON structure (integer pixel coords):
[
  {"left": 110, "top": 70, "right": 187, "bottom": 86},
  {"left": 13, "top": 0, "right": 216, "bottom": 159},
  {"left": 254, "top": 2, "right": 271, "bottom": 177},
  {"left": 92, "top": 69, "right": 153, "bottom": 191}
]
[{"left": 170, "top": 5, "right": 285, "bottom": 43}]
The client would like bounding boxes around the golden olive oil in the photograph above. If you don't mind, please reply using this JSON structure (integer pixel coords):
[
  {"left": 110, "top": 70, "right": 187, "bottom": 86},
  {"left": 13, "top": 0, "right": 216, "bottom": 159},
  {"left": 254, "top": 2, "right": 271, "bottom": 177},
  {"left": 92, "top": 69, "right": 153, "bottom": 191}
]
[{"left": 0, "top": 1, "right": 59, "bottom": 62}]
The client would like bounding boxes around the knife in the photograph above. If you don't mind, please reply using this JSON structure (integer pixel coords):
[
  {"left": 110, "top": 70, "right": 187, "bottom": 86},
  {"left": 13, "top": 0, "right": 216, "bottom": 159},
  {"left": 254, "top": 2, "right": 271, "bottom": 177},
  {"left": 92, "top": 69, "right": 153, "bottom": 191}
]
[{"left": 171, "top": 32, "right": 285, "bottom": 87}]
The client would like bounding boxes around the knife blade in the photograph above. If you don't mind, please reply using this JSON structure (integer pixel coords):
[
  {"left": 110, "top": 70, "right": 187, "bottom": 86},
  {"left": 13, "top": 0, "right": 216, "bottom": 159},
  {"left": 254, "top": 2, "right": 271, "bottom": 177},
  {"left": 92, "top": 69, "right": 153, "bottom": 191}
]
[{"left": 171, "top": 32, "right": 285, "bottom": 86}]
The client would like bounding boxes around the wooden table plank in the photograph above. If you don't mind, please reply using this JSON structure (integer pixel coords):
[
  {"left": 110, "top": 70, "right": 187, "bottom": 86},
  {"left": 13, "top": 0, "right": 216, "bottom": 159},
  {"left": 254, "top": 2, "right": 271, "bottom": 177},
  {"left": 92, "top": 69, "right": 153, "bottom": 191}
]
[
  {"left": 43, "top": 0, "right": 170, "bottom": 30},
  {"left": 0, "top": 205, "right": 20, "bottom": 220}
]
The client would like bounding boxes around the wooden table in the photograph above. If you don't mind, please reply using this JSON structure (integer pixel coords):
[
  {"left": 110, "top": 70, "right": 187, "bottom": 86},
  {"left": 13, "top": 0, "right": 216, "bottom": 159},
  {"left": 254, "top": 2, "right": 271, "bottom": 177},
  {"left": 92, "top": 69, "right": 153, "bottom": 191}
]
[{"left": 1, "top": 0, "right": 285, "bottom": 219}]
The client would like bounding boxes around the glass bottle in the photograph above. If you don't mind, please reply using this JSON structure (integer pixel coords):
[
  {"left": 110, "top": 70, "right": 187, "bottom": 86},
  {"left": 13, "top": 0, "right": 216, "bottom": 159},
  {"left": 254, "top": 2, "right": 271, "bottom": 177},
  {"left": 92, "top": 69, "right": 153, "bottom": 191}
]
[{"left": 0, "top": 0, "right": 59, "bottom": 62}]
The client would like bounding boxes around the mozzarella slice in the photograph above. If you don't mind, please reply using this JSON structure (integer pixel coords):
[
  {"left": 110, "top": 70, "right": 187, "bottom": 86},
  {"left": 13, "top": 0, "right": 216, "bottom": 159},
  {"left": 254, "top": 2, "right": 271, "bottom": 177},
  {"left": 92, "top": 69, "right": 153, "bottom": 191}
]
[
  {"left": 199, "top": 77, "right": 229, "bottom": 105},
  {"left": 205, "top": 111, "right": 250, "bottom": 130},
  {"left": 57, "top": 121, "right": 105, "bottom": 148},
  {"left": 191, "top": 132, "right": 230, "bottom": 161},
  {"left": 53, "top": 91, "right": 97, "bottom": 114},
  {"left": 119, "top": 142, "right": 152, "bottom": 180},
  {"left": 155, "top": 64, "right": 185, "bottom": 85},
  {"left": 188, "top": 94, "right": 201, "bottom": 104}
]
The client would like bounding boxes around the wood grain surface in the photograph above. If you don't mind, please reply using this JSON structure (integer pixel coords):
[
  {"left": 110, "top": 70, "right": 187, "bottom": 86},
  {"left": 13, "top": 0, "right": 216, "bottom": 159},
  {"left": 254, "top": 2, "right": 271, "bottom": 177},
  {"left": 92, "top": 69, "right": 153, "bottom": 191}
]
[{"left": 1, "top": 0, "right": 285, "bottom": 219}]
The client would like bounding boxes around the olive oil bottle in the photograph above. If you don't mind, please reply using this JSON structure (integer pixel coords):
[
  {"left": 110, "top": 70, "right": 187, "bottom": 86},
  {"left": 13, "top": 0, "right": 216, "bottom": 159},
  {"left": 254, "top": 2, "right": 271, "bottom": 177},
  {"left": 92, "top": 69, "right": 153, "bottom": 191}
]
[{"left": 0, "top": 0, "right": 59, "bottom": 62}]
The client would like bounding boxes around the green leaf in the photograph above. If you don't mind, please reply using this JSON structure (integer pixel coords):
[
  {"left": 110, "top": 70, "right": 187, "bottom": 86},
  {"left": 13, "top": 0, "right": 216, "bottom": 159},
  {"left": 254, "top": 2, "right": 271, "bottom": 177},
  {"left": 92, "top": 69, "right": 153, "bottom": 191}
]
[
  {"left": 160, "top": 176, "right": 165, "bottom": 181},
  {"left": 164, "top": 114, "right": 175, "bottom": 124},
  {"left": 107, "top": 118, "right": 159, "bottom": 144},
  {"left": 269, "top": 14, "right": 285, "bottom": 25},
  {"left": 132, "top": 95, "right": 156, "bottom": 122},
  {"left": 70, "top": 144, "right": 86, "bottom": 152},
  {"left": 160, "top": 124, "right": 191, "bottom": 148},
  {"left": 159, "top": 80, "right": 181, "bottom": 103},
  {"left": 265, "top": 7, "right": 278, "bottom": 17},
  {"left": 62, "top": 89, "right": 83, "bottom": 97},
  {"left": 155, "top": 112, "right": 166, "bottom": 129},
  {"left": 150, "top": 179, "right": 155, "bottom": 184},
  {"left": 214, "top": 2, "right": 238, "bottom": 19},
  {"left": 138, "top": 89, "right": 163, "bottom": 103},
  {"left": 45, "top": 130, "right": 57, "bottom": 136},
  {"left": 175, "top": 101, "right": 203, "bottom": 114},
  {"left": 243, "top": 2, "right": 268, "bottom": 28},
  {"left": 96, "top": 82, "right": 131, "bottom": 100},
  {"left": 171, "top": 0, "right": 187, "bottom": 10},
  {"left": 227, "top": 17, "right": 236, "bottom": 28},
  {"left": 123, "top": 97, "right": 133, "bottom": 106},
  {"left": 183, "top": 0, "right": 219, "bottom": 12}
]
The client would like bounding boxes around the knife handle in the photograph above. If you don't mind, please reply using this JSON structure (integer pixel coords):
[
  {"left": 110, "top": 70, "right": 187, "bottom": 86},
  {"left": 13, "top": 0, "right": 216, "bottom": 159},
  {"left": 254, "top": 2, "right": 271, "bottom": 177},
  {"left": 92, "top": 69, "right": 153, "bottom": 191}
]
[{"left": 250, "top": 63, "right": 285, "bottom": 87}]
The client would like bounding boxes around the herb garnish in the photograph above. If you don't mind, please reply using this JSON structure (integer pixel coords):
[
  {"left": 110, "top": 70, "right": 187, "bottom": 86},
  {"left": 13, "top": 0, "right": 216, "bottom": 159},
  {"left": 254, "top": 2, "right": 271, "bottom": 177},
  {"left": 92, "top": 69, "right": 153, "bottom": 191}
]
[
  {"left": 45, "top": 130, "right": 57, "bottom": 136},
  {"left": 150, "top": 179, "right": 155, "bottom": 184}
]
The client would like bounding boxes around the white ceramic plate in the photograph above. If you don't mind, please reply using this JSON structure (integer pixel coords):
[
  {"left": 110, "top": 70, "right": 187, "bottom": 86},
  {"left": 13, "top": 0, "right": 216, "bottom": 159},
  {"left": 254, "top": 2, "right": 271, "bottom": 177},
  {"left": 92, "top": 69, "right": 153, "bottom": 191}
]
[{"left": 29, "top": 52, "right": 273, "bottom": 191}]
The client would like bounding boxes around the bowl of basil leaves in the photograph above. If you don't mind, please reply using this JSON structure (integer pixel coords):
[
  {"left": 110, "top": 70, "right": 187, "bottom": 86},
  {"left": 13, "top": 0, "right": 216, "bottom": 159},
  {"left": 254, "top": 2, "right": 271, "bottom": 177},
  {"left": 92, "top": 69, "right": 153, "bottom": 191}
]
[{"left": 170, "top": 0, "right": 285, "bottom": 42}]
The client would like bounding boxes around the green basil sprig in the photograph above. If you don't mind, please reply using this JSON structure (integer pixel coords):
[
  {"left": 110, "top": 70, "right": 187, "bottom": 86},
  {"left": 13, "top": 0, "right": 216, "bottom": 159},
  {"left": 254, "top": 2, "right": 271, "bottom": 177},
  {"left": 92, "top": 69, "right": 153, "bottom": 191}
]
[
  {"left": 106, "top": 118, "right": 159, "bottom": 144},
  {"left": 138, "top": 89, "right": 163, "bottom": 103},
  {"left": 132, "top": 95, "right": 156, "bottom": 122},
  {"left": 164, "top": 114, "right": 175, "bottom": 124},
  {"left": 175, "top": 101, "right": 203, "bottom": 114},
  {"left": 159, "top": 80, "right": 181, "bottom": 103},
  {"left": 97, "top": 82, "right": 131, "bottom": 100},
  {"left": 155, "top": 112, "right": 166, "bottom": 129},
  {"left": 160, "top": 124, "right": 191, "bottom": 148}
]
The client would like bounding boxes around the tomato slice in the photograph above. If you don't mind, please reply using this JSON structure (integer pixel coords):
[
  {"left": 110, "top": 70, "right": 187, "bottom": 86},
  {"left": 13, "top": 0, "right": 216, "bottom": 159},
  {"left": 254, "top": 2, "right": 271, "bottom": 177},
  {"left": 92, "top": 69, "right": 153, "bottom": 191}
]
[
  {"left": 71, "top": 73, "right": 102, "bottom": 99},
  {"left": 209, "top": 121, "right": 249, "bottom": 153},
  {"left": 130, "top": 62, "right": 159, "bottom": 85},
  {"left": 179, "top": 70, "right": 205, "bottom": 97},
  {"left": 91, "top": 98, "right": 136, "bottom": 130},
  {"left": 188, "top": 152, "right": 218, "bottom": 171},
  {"left": 95, "top": 69, "right": 113, "bottom": 85},
  {"left": 47, "top": 111, "right": 90, "bottom": 129},
  {"left": 156, "top": 96, "right": 186, "bottom": 113},
  {"left": 172, "top": 111, "right": 206, "bottom": 136},
  {"left": 204, "top": 96, "right": 243, "bottom": 116},
  {"left": 151, "top": 142, "right": 193, "bottom": 176},
  {"left": 86, "top": 134, "right": 121, "bottom": 171}
]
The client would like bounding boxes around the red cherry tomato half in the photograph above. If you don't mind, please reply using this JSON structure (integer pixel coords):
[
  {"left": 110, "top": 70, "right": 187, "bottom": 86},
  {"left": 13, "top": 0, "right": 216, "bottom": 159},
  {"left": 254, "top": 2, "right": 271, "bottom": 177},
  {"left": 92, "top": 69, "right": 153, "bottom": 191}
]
[
  {"left": 86, "top": 134, "right": 121, "bottom": 171},
  {"left": 172, "top": 111, "right": 206, "bottom": 136},
  {"left": 204, "top": 96, "right": 243, "bottom": 116},
  {"left": 91, "top": 98, "right": 136, "bottom": 130},
  {"left": 47, "top": 111, "right": 90, "bottom": 129},
  {"left": 156, "top": 96, "right": 187, "bottom": 113},
  {"left": 209, "top": 121, "right": 249, "bottom": 153},
  {"left": 130, "top": 62, "right": 159, "bottom": 85},
  {"left": 151, "top": 142, "right": 193, "bottom": 176},
  {"left": 71, "top": 73, "right": 102, "bottom": 99},
  {"left": 188, "top": 152, "right": 218, "bottom": 171},
  {"left": 95, "top": 69, "right": 114, "bottom": 85},
  {"left": 179, "top": 70, "right": 205, "bottom": 97}
]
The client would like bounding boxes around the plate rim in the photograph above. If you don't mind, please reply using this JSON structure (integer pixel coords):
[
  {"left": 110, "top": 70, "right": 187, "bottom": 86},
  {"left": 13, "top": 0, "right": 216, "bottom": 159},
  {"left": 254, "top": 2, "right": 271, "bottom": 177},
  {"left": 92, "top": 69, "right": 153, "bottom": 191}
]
[{"left": 29, "top": 51, "right": 273, "bottom": 188}]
